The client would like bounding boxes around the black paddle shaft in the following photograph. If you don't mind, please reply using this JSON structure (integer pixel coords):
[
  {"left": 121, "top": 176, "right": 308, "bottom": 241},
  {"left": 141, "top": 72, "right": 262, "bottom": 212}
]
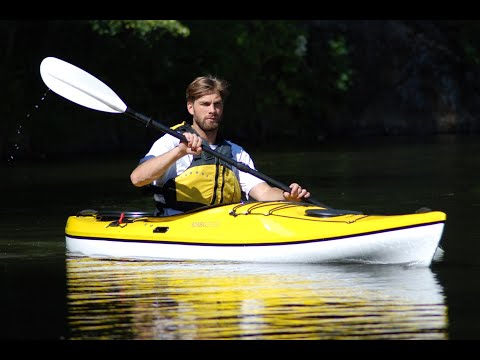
[{"left": 126, "top": 107, "right": 328, "bottom": 208}]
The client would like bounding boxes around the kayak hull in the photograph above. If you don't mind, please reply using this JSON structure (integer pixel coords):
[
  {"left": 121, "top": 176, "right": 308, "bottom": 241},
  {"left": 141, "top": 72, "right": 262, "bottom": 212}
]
[{"left": 65, "top": 201, "right": 446, "bottom": 266}]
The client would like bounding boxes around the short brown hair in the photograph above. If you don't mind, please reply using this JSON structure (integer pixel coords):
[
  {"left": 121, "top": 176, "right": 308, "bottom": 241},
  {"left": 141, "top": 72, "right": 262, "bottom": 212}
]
[{"left": 186, "top": 75, "right": 230, "bottom": 103}]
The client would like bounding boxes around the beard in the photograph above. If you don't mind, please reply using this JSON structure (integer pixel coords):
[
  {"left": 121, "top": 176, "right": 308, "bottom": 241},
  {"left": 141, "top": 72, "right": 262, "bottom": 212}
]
[{"left": 193, "top": 114, "right": 222, "bottom": 133}]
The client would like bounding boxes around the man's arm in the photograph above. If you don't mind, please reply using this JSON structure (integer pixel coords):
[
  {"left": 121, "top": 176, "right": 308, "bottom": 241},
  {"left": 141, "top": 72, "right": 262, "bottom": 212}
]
[
  {"left": 248, "top": 182, "right": 310, "bottom": 202},
  {"left": 130, "top": 132, "right": 203, "bottom": 187}
]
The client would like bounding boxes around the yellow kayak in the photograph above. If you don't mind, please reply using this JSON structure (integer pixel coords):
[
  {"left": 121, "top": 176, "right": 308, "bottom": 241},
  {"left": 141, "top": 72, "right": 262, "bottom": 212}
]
[{"left": 65, "top": 201, "right": 446, "bottom": 266}]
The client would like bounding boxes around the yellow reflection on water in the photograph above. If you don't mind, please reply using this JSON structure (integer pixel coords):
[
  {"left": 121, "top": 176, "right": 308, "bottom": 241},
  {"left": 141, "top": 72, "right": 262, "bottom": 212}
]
[{"left": 66, "top": 257, "right": 448, "bottom": 340}]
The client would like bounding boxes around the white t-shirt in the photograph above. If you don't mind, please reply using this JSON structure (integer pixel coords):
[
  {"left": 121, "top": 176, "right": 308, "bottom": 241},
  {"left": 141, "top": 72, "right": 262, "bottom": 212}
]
[{"left": 141, "top": 133, "right": 265, "bottom": 215}]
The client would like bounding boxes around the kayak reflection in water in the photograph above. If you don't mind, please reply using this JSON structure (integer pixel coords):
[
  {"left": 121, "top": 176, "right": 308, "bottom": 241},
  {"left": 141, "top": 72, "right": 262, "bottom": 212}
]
[{"left": 130, "top": 75, "right": 310, "bottom": 216}]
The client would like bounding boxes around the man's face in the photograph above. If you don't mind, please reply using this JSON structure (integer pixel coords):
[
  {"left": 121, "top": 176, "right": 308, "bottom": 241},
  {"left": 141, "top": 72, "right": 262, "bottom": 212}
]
[{"left": 187, "top": 92, "right": 224, "bottom": 132}]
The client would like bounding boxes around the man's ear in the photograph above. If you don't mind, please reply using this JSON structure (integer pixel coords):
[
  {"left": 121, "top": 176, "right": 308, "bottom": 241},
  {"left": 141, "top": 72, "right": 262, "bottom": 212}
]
[{"left": 187, "top": 101, "right": 194, "bottom": 115}]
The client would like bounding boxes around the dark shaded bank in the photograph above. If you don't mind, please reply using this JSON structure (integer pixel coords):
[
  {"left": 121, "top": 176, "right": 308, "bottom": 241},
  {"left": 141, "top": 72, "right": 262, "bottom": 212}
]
[{"left": 2, "top": 20, "right": 480, "bottom": 162}]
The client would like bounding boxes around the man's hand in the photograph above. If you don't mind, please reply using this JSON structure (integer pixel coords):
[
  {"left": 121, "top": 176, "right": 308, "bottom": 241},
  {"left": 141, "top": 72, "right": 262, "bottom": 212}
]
[
  {"left": 283, "top": 183, "right": 310, "bottom": 201},
  {"left": 178, "top": 132, "right": 203, "bottom": 155}
]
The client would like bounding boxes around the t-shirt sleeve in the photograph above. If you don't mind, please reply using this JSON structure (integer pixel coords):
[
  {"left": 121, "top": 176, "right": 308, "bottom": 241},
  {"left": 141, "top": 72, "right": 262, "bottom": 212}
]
[
  {"left": 139, "top": 154, "right": 155, "bottom": 164},
  {"left": 144, "top": 134, "right": 180, "bottom": 158},
  {"left": 138, "top": 134, "right": 179, "bottom": 164}
]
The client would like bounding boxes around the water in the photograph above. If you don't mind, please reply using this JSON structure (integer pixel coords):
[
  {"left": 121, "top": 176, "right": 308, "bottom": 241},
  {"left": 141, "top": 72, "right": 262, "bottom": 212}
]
[
  {"left": 66, "top": 259, "right": 447, "bottom": 340},
  {"left": 1, "top": 134, "right": 480, "bottom": 340}
]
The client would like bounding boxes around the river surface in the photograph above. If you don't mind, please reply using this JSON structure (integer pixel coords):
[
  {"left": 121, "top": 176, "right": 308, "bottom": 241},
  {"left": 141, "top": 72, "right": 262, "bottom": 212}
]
[{"left": 1, "top": 134, "right": 480, "bottom": 340}]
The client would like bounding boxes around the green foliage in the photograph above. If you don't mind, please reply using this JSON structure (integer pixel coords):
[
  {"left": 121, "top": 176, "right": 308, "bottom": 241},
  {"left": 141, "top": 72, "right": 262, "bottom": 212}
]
[
  {"left": 328, "top": 35, "right": 353, "bottom": 92},
  {"left": 9, "top": 20, "right": 479, "bottom": 161},
  {"left": 233, "top": 20, "right": 309, "bottom": 108},
  {"left": 434, "top": 20, "right": 480, "bottom": 67},
  {"left": 463, "top": 42, "right": 480, "bottom": 65},
  {"left": 120, "top": 19, "right": 316, "bottom": 143},
  {"left": 89, "top": 20, "right": 190, "bottom": 40}
]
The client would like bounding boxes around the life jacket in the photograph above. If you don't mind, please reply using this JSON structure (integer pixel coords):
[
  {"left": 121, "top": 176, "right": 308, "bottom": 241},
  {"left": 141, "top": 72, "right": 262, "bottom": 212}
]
[{"left": 156, "top": 122, "right": 242, "bottom": 212}]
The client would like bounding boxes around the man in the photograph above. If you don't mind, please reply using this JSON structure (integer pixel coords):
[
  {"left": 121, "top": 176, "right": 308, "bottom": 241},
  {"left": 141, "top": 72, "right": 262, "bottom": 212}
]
[{"left": 130, "top": 75, "right": 310, "bottom": 215}]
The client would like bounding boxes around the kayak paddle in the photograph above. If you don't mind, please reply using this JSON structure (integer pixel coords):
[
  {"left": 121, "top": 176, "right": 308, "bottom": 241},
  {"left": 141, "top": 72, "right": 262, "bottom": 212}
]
[{"left": 39, "top": 56, "right": 329, "bottom": 208}]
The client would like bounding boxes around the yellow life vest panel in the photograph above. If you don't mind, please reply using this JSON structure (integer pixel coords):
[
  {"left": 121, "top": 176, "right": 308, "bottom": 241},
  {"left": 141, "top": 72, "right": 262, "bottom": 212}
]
[{"left": 160, "top": 122, "right": 242, "bottom": 211}]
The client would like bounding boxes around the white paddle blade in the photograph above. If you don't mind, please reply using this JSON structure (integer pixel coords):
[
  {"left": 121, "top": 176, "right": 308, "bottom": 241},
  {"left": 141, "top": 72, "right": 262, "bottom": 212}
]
[{"left": 40, "top": 57, "right": 127, "bottom": 113}]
